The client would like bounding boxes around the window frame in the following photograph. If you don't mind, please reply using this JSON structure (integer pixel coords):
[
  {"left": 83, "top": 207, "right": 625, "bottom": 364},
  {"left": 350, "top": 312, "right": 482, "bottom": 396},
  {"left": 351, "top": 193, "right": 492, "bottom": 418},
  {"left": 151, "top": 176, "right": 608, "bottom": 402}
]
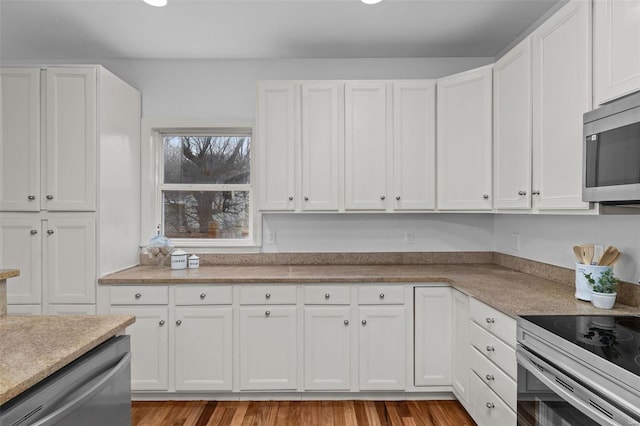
[{"left": 141, "top": 119, "right": 261, "bottom": 252}]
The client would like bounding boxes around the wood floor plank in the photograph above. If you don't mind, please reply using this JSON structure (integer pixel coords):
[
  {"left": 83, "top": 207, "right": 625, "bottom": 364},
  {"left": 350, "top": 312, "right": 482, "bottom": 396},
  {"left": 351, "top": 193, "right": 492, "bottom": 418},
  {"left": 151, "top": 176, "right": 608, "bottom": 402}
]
[{"left": 131, "top": 400, "right": 476, "bottom": 426}]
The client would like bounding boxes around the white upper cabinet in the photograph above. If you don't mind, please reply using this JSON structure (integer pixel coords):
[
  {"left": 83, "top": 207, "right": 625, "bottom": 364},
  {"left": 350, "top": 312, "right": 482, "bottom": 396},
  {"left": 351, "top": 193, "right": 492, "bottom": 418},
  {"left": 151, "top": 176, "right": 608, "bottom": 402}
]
[
  {"left": 594, "top": 0, "right": 640, "bottom": 105},
  {"left": 345, "top": 81, "right": 389, "bottom": 211},
  {"left": 494, "top": 39, "right": 532, "bottom": 210},
  {"left": 392, "top": 81, "right": 436, "bottom": 211},
  {"left": 437, "top": 66, "right": 493, "bottom": 210},
  {"left": 45, "top": 68, "right": 97, "bottom": 211},
  {"left": 532, "top": 0, "right": 591, "bottom": 210},
  {"left": 257, "top": 82, "right": 298, "bottom": 211},
  {"left": 0, "top": 69, "right": 40, "bottom": 212},
  {"left": 301, "top": 82, "right": 341, "bottom": 211}
]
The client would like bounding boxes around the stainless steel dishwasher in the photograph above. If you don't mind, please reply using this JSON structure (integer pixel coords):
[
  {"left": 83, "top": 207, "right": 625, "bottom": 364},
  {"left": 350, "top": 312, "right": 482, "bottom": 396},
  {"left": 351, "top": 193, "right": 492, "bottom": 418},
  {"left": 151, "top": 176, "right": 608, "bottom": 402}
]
[{"left": 1, "top": 335, "right": 131, "bottom": 426}]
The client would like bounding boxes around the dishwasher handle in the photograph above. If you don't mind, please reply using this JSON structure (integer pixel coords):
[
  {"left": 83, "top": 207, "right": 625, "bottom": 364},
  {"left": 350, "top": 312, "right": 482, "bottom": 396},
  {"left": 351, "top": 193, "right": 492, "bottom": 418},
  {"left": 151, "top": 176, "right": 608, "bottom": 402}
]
[{"left": 32, "top": 352, "right": 131, "bottom": 426}]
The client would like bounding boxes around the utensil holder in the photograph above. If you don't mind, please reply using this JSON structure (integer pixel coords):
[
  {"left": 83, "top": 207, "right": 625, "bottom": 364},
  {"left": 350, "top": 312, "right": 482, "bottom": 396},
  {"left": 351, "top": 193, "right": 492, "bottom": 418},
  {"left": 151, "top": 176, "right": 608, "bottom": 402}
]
[{"left": 575, "top": 263, "right": 612, "bottom": 301}]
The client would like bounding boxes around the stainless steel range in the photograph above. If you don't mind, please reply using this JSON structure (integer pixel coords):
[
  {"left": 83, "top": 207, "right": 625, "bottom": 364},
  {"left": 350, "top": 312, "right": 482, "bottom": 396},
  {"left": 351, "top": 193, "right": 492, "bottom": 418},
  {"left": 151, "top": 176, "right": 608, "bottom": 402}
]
[{"left": 517, "top": 315, "right": 640, "bottom": 426}]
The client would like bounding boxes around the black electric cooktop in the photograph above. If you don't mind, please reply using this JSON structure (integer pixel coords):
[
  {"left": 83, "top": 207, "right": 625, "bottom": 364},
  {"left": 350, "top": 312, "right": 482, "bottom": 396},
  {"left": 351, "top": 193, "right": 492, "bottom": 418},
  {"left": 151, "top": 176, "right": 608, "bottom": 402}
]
[{"left": 521, "top": 315, "right": 640, "bottom": 377}]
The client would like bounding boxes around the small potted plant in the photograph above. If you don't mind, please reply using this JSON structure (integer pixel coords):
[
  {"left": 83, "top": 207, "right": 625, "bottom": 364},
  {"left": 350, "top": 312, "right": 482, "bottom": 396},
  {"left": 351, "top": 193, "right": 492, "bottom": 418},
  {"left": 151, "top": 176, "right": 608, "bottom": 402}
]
[{"left": 584, "top": 269, "right": 619, "bottom": 309}]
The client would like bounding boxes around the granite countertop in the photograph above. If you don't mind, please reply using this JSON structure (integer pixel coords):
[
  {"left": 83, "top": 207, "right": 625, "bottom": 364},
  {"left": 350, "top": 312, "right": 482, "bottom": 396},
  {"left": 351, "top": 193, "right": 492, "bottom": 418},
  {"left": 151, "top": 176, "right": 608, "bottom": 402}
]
[
  {"left": 100, "top": 264, "right": 639, "bottom": 317},
  {"left": 0, "top": 269, "right": 20, "bottom": 280},
  {"left": 0, "top": 315, "right": 135, "bottom": 405}
]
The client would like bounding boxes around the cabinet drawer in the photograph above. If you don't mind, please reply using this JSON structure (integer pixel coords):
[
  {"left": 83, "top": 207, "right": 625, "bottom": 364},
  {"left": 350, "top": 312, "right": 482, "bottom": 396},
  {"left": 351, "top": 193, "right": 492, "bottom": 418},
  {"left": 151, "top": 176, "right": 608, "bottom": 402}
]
[
  {"left": 175, "top": 285, "right": 232, "bottom": 305},
  {"left": 470, "top": 298, "right": 516, "bottom": 348},
  {"left": 239, "top": 285, "right": 297, "bottom": 305},
  {"left": 358, "top": 285, "right": 404, "bottom": 304},
  {"left": 470, "top": 346, "right": 517, "bottom": 411},
  {"left": 110, "top": 286, "right": 168, "bottom": 305},
  {"left": 470, "top": 322, "right": 516, "bottom": 379},
  {"left": 470, "top": 371, "right": 516, "bottom": 426},
  {"left": 304, "top": 285, "right": 350, "bottom": 305}
]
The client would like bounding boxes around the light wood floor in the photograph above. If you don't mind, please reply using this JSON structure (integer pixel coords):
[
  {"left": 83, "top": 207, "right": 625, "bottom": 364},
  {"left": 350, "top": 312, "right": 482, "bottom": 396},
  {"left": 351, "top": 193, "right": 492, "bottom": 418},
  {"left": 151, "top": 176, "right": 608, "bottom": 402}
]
[{"left": 131, "top": 400, "right": 476, "bottom": 426}]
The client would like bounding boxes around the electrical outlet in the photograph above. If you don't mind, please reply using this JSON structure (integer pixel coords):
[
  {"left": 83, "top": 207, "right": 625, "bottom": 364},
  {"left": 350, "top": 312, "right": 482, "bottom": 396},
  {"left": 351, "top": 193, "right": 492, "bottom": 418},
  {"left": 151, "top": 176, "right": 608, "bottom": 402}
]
[
  {"left": 267, "top": 231, "right": 277, "bottom": 245},
  {"left": 404, "top": 231, "right": 415, "bottom": 244},
  {"left": 512, "top": 233, "right": 520, "bottom": 252}
]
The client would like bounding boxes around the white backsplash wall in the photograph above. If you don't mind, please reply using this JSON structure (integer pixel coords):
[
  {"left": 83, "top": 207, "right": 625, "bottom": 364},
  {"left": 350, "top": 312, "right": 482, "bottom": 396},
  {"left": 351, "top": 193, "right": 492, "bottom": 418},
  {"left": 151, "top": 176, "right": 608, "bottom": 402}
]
[
  {"left": 262, "top": 214, "right": 495, "bottom": 253},
  {"left": 494, "top": 214, "right": 640, "bottom": 285}
]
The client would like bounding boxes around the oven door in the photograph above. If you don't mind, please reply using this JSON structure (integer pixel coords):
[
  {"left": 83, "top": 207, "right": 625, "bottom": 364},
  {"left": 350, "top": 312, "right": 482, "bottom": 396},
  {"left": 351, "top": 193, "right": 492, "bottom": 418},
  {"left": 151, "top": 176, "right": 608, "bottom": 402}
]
[{"left": 516, "top": 346, "right": 638, "bottom": 426}]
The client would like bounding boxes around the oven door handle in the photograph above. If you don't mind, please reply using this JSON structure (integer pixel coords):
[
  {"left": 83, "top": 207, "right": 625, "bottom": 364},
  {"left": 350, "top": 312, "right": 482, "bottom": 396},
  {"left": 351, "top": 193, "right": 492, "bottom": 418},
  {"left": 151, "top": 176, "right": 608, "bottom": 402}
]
[
  {"left": 517, "top": 350, "right": 637, "bottom": 426},
  {"left": 32, "top": 352, "right": 131, "bottom": 426}
]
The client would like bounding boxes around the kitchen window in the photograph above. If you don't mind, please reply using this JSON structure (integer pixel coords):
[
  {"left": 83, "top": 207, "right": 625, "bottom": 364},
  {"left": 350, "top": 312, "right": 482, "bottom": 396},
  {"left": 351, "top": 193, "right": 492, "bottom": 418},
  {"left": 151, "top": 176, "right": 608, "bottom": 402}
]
[{"left": 141, "top": 121, "right": 258, "bottom": 250}]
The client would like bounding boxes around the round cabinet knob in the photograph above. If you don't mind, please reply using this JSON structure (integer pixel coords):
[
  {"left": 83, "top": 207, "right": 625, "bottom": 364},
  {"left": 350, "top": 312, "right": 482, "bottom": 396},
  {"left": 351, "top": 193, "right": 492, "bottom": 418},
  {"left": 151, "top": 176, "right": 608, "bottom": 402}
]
[
  {"left": 46, "top": 230, "right": 54, "bottom": 235},
  {"left": 288, "top": 196, "right": 294, "bottom": 201},
  {"left": 485, "top": 317, "right": 495, "bottom": 324},
  {"left": 159, "top": 320, "right": 165, "bottom": 326},
  {"left": 176, "top": 320, "right": 182, "bottom": 325},
  {"left": 380, "top": 195, "right": 386, "bottom": 201},
  {"left": 265, "top": 310, "right": 271, "bottom": 316},
  {"left": 28, "top": 195, "right": 36, "bottom": 200},
  {"left": 324, "top": 293, "right": 330, "bottom": 299},
  {"left": 518, "top": 190, "right": 527, "bottom": 196},
  {"left": 395, "top": 196, "right": 401, "bottom": 201},
  {"left": 30, "top": 230, "right": 38, "bottom": 235},
  {"left": 379, "top": 293, "right": 385, "bottom": 299},
  {"left": 265, "top": 293, "right": 271, "bottom": 299},
  {"left": 486, "top": 402, "right": 495, "bottom": 409},
  {"left": 532, "top": 190, "right": 540, "bottom": 195},
  {"left": 485, "top": 374, "right": 495, "bottom": 381},
  {"left": 486, "top": 346, "right": 495, "bottom": 352},
  {"left": 361, "top": 319, "right": 367, "bottom": 325},
  {"left": 200, "top": 293, "right": 206, "bottom": 299},
  {"left": 304, "top": 196, "right": 309, "bottom": 201},
  {"left": 344, "top": 319, "right": 350, "bottom": 325},
  {"left": 483, "top": 194, "right": 490, "bottom": 199},
  {"left": 46, "top": 195, "right": 54, "bottom": 200},
  {"left": 135, "top": 293, "right": 142, "bottom": 299}
]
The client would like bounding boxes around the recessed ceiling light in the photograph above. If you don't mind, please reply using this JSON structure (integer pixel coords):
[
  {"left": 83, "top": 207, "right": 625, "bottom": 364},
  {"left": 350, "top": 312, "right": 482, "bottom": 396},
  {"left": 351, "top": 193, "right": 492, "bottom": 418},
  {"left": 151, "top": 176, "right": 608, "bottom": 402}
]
[
  {"left": 361, "top": 0, "right": 383, "bottom": 4},
  {"left": 143, "top": 0, "right": 167, "bottom": 7}
]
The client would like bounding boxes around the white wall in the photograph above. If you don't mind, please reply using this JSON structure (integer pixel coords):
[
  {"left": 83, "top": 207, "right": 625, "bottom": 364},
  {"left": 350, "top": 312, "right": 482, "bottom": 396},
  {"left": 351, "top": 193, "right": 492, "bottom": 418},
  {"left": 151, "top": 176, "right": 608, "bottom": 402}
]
[
  {"left": 263, "top": 213, "right": 495, "bottom": 253},
  {"left": 52, "top": 57, "right": 494, "bottom": 120},
  {"left": 494, "top": 214, "right": 640, "bottom": 284}
]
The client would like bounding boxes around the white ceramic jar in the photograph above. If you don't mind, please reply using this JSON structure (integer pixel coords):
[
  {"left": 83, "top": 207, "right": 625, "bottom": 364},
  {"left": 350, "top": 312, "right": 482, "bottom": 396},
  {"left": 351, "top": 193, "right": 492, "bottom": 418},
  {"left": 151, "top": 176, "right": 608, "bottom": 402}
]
[
  {"left": 188, "top": 255, "right": 200, "bottom": 269},
  {"left": 171, "top": 250, "right": 188, "bottom": 270}
]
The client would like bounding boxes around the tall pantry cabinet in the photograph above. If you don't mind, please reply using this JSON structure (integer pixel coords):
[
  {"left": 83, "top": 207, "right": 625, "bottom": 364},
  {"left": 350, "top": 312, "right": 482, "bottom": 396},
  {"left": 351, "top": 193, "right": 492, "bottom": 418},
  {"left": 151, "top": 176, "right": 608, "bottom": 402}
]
[{"left": 0, "top": 65, "right": 141, "bottom": 314}]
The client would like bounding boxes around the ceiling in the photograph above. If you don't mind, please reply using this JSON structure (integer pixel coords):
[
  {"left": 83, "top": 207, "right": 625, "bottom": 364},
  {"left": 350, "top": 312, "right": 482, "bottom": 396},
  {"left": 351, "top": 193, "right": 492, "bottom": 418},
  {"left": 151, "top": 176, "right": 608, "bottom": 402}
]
[{"left": 0, "top": 0, "right": 562, "bottom": 61}]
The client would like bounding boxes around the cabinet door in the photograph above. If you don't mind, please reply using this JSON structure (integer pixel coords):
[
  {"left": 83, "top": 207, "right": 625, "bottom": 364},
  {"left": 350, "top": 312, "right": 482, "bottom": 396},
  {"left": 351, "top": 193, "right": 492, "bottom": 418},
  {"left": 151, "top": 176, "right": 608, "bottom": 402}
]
[
  {"left": 45, "top": 67, "right": 97, "bottom": 211},
  {"left": 594, "top": 0, "right": 640, "bottom": 104},
  {"left": 301, "top": 82, "right": 341, "bottom": 211},
  {"left": 452, "top": 289, "right": 470, "bottom": 405},
  {"left": 0, "top": 215, "right": 41, "bottom": 304},
  {"left": 345, "top": 81, "right": 388, "bottom": 211},
  {"left": 110, "top": 305, "right": 169, "bottom": 391},
  {"left": 175, "top": 306, "right": 233, "bottom": 391},
  {"left": 44, "top": 215, "right": 96, "bottom": 304},
  {"left": 532, "top": 1, "right": 591, "bottom": 210},
  {"left": 239, "top": 306, "right": 297, "bottom": 390},
  {"left": 437, "top": 66, "right": 493, "bottom": 210},
  {"left": 257, "top": 82, "right": 298, "bottom": 211},
  {"left": 0, "top": 68, "right": 40, "bottom": 211},
  {"left": 414, "top": 287, "right": 452, "bottom": 386},
  {"left": 494, "top": 39, "right": 532, "bottom": 210},
  {"left": 359, "top": 305, "right": 405, "bottom": 390},
  {"left": 304, "top": 306, "right": 351, "bottom": 390},
  {"left": 392, "top": 81, "right": 436, "bottom": 211}
]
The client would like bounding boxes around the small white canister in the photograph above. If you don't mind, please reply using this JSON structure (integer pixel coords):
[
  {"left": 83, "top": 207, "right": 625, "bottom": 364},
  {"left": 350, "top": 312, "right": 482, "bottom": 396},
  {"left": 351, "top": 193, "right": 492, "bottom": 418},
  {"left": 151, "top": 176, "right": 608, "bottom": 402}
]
[
  {"left": 171, "top": 249, "right": 188, "bottom": 270},
  {"left": 188, "top": 255, "right": 200, "bottom": 269}
]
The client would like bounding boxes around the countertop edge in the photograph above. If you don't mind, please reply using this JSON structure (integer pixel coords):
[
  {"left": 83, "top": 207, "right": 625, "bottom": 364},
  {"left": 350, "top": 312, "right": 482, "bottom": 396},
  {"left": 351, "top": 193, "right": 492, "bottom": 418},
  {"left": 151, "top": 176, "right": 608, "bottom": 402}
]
[{"left": 0, "top": 269, "right": 20, "bottom": 280}]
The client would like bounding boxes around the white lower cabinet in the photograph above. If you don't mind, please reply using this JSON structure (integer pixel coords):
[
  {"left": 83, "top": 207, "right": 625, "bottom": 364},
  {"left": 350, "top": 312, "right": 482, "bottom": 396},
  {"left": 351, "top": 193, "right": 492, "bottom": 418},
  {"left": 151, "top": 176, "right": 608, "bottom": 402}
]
[
  {"left": 239, "top": 305, "right": 297, "bottom": 390},
  {"left": 451, "top": 289, "right": 470, "bottom": 405},
  {"left": 470, "top": 371, "right": 517, "bottom": 426},
  {"left": 175, "top": 306, "right": 233, "bottom": 391},
  {"left": 414, "top": 286, "right": 452, "bottom": 386},
  {"left": 358, "top": 305, "right": 405, "bottom": 390},
  {"left": 110, "top": 305, "right": 169, "bottom": 391},
  {"left": 304, "top": 306, "right": 351, "bottom": 390}
]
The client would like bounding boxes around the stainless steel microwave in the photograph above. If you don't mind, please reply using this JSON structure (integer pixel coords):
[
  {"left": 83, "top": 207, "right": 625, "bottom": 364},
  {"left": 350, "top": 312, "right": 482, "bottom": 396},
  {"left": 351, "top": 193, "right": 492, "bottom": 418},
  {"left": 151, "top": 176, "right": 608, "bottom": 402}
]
[{"left": 583, "top": 91, "right": 640, "bottom": 204}]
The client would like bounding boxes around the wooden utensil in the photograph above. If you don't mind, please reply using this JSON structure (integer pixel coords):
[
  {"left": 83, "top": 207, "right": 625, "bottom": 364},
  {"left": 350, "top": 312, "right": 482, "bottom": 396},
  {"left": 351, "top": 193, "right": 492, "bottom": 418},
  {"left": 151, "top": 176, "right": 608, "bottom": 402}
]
[
  {"left": 607, "top": 251, "right": 622, "bottom": 266},
  {"left": 573, "top": 245, "right": 585, "bottom": 264},
  {"left": 598, "top": 246, "right": 618, "bottom": 266},
  {"left": 582, "top": 244, "right": 594, "bottom": 265}
]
